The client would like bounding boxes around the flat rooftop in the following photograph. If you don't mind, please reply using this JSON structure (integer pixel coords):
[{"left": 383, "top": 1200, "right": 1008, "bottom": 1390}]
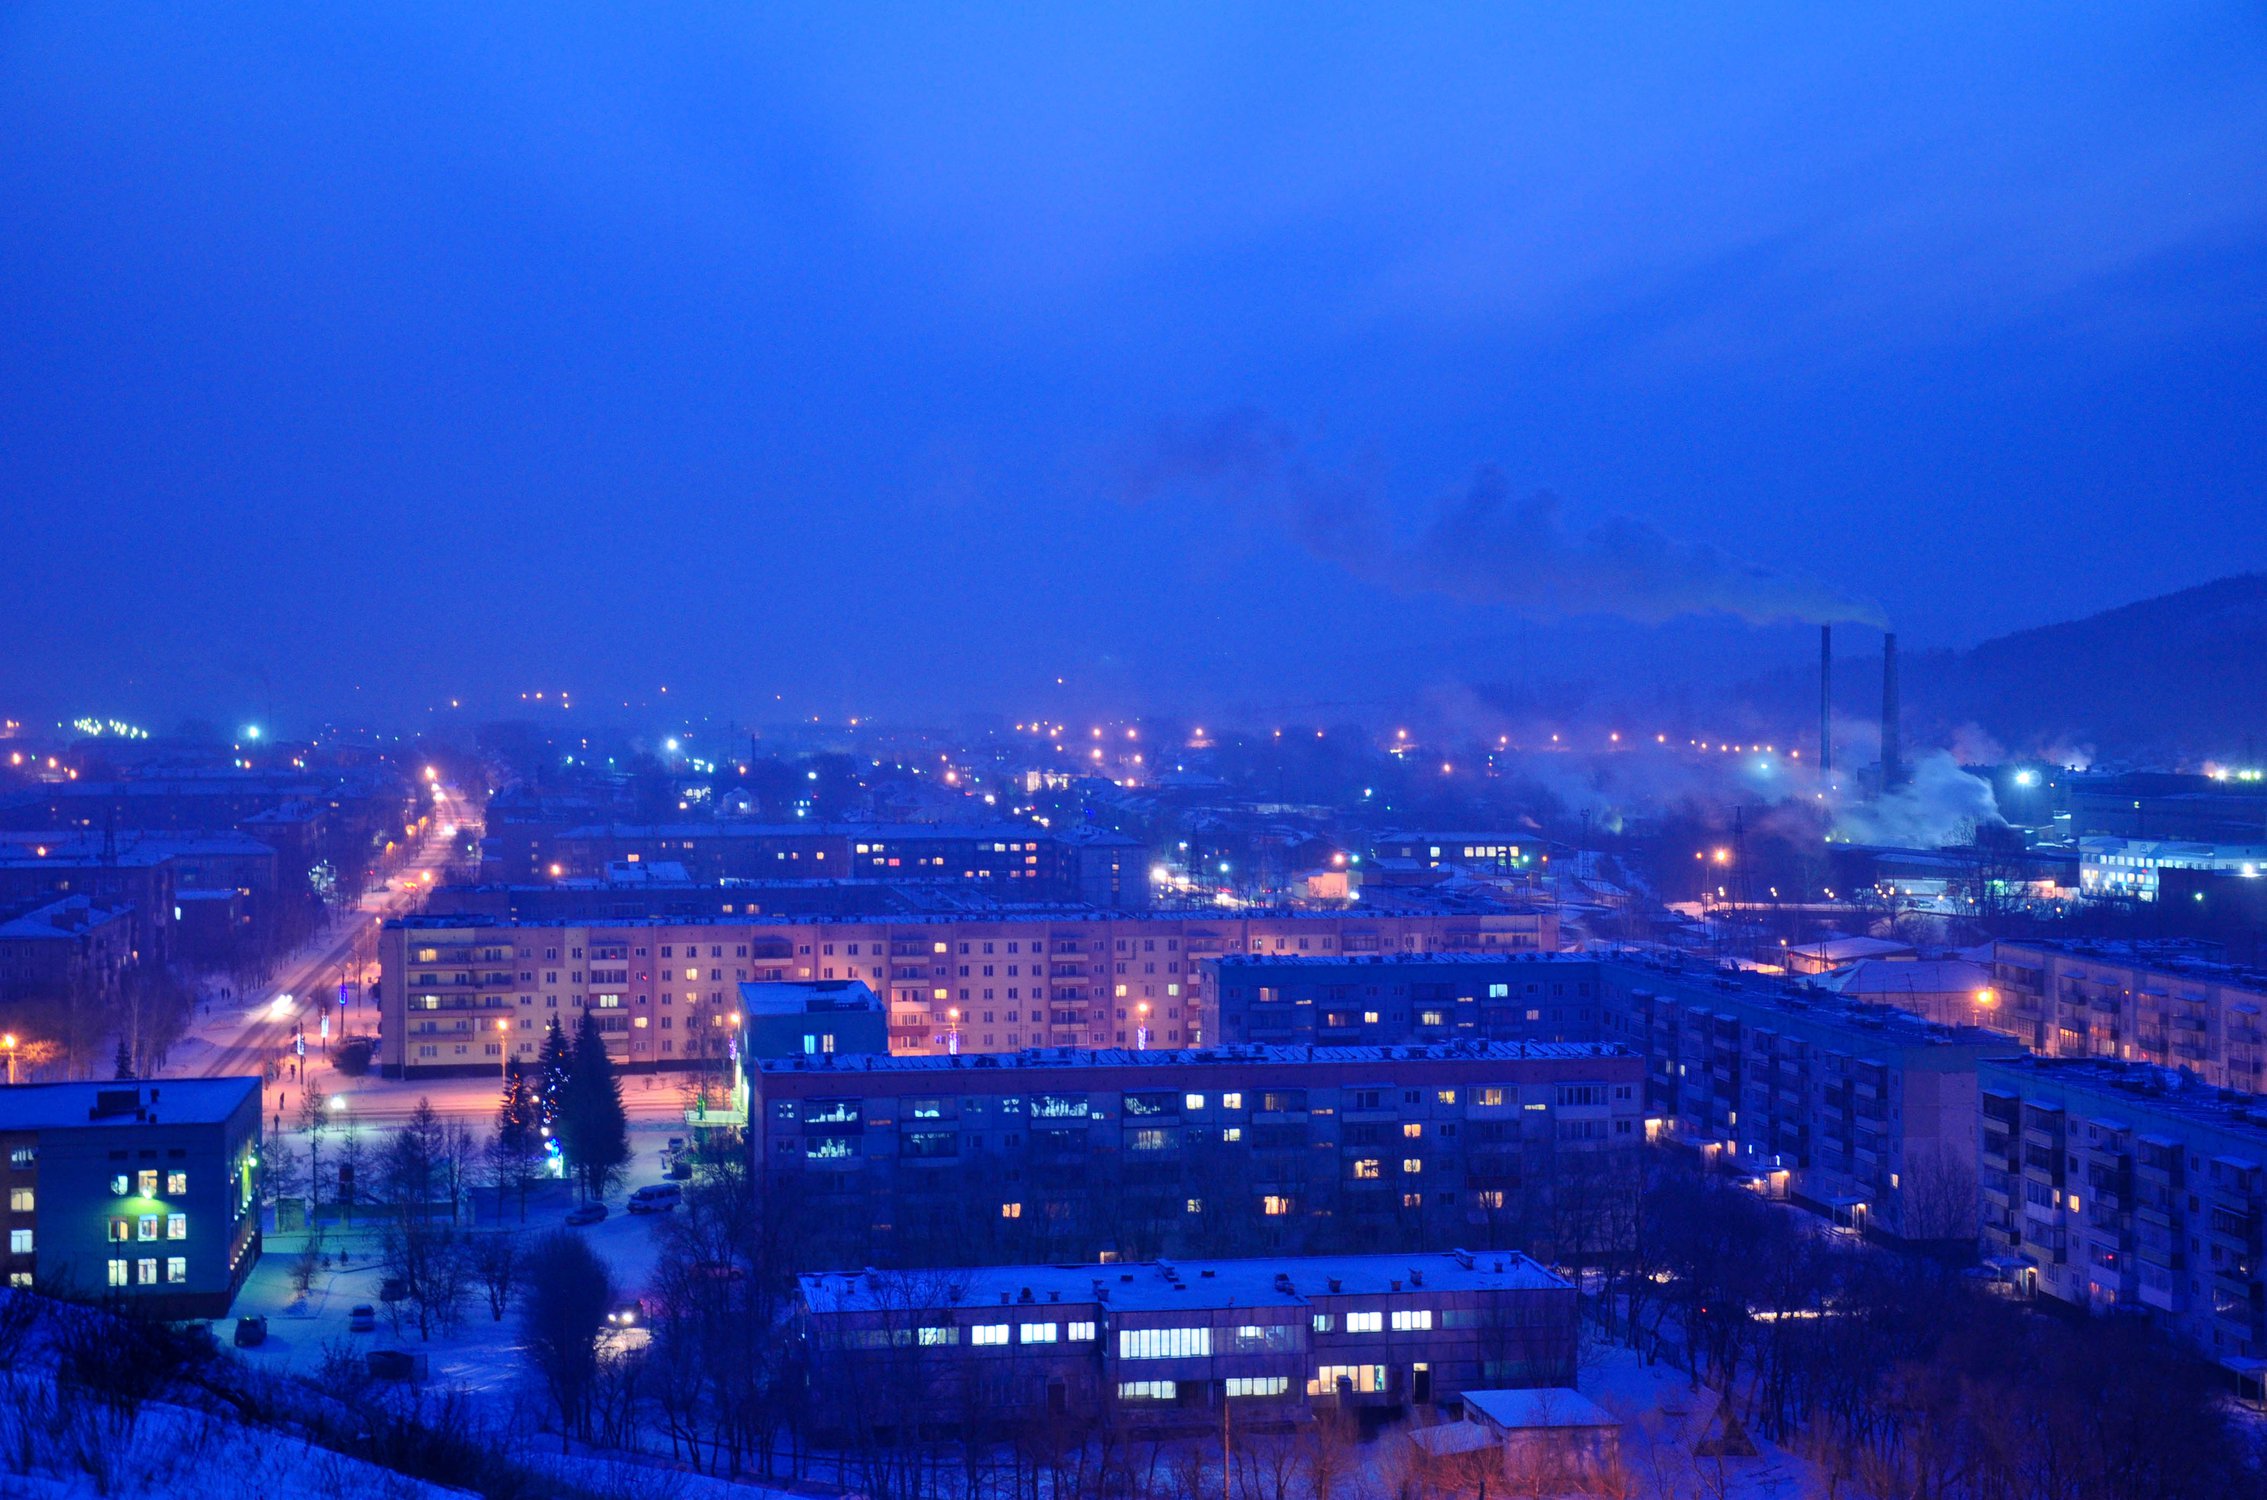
[
  {"left": 1980, "top": 1055, "right": 2267, "bottom": 1144},
  {"left": 754, "top": 1038, "right": 1630, "bottom": 1078},
  {"left": 800, "top": 1249, "right": 1568, "bottom": 1317},
  {"left": 1211, "top": 952, "right": 1579, "bottom": 972},
  {"left": 1999, "top": 937, "right": 2267, "bottom": 993},
  {"left": 738, "top": 979, "right": 881, "bottom": 1015},
  {"left": 0, "top": 1077, "right": 260, "bottom": 1131}
]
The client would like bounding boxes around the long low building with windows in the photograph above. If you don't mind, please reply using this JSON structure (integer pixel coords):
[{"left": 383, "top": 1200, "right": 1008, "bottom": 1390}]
[
  {"left": 0, "top": 1077, "right": 262, "bottom": 1317},
  {"left": 747, "top": 1041, "right": 1643, "bottom": 1268},
  {"left": 377, "top": 904, "right": 1558, "bottom": 1077},
  {"left": 797, "top": 1248, "right": 1577, "bottom": 1435}
]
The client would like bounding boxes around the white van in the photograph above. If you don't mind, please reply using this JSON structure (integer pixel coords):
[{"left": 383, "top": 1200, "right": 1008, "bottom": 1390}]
[{"left": 627, "top": 1182, "right": 683, "bottom": 1214}]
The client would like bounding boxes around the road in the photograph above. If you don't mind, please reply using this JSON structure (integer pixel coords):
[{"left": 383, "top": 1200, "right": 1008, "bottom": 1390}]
[{"left": 191, "top": 794, "right": 467, "bottom": 1082}]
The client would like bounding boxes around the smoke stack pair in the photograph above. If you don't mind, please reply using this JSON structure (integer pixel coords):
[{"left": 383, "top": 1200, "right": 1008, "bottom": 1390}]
[{"left": 1881, "top": 630, "right": 1903, "bottom": 791}]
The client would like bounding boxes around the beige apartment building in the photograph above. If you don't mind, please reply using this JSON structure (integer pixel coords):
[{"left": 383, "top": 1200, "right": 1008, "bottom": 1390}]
[{"left": 376, "top": 905, "right": 1558, "bottom": 1077}]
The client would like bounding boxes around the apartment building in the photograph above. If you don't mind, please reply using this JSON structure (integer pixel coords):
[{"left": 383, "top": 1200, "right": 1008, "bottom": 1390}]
[
  {"left": 2077, "top": 835, "right": 2267, "bottom": 902},
  {"left": 0, "top": 896, "right": 135, "bottom": 1004},
  {"left": 1990, "top": 938, "right": 2267, "bottom": 1093},
  {"left": 1978, "top": 1055, "right": 2267, "bottom": 1368},
  {"left": 0, "top": 1077, "right": 262, "bottom": 1317},
  {"left": 1594, "top": 958, "right": 2019, "bottom": 1240},
  {"left": 747, "top": 1042, "right": 1642, "bottom": 1267},
  {"left": 541, "top": 821, "right": 1149, "bottom": 910},
  {"left": 375, "top": 904, "right": 1559, "bottom": 1077},
  {"left": 797, "top": 1249, "right": 1578, "bottom": 1434},
  {"left": 1205, "top": 951, "right": 2017, "bottom": 1241},
  {"left": 1207, "top": 953, "right": 1603, "bottom": 1048}
]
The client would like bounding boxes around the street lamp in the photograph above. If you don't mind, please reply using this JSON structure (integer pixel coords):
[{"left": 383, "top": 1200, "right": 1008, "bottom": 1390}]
[
  {"left": 496, "top": 1016, "right": 511, "bottom": 1081},
  {"left": 2, "top": 1033, "right": 15, "bottom": 1086},
  {"left": 945, "top": 1007, "right": 961, "bottom": 1056},
  {"left": 1136, "top": 1002, "right": 1151, "bottom": 1052}
]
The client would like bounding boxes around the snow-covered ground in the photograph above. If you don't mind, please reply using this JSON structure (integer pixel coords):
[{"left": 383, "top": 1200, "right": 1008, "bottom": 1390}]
[{"left": 229, "top": 1111, "right": 692, "bottom": 1392}]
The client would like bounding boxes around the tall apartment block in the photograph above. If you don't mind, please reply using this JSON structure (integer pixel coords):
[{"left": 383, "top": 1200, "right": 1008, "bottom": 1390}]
[
  {"left": 376, "top": 905, "right": 1558, "bottom": 1077},
  {"left": 745, "top": 1041, "right": 1642, "bottom": 1267},
  {"left": 1209, "top": 952, "right": 2018, "bottom": 1241},
  {"left": 1989, "top": 938, "right": 2267, "bottom": 1093},
  {"left": 1977, "top": 1055, "right": 2267, "bottom": 1370}
]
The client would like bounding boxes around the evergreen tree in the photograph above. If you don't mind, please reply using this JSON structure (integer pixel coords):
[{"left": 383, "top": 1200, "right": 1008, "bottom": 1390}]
[
  {"left": 536, "top": 1016, "right": 573, "bottom": 1129},
  {"left": 496, "top": 1061, "right": 541, "bottom": 1159},
  {"left": 113, "top": 1039, "right": 136, "bottom": 1079},
  {"left": 556, "top": 1011, "right": 629, "bottom": 1201}
]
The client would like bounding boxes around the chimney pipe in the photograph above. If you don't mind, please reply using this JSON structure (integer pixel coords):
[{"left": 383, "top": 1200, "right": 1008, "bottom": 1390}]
[
  {"left": 1881, "top": 630, "right": 1903, "bottom": 791},
  {"left": 1819, "top": 625, "right": 1833, "bottom": 782}
]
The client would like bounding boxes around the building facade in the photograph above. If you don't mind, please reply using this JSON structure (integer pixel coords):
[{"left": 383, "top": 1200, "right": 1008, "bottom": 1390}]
[
  {"left": 2078, "top": 836, "right": 2267, "bottom": 902},
  {"left": 1977, "top": 1056, "right": 2267, "bottom": 1368},
  {"left": 747, "top": 1042, "right": 1642, "bottom": 1268},
  {"left": 0, "top": 1077, "right": 262, "bottom": 1317},
  {"left": 1990, "top": 938, "right": 2267, "bottom": 1093},
  {"left": 798, "top": 1249, "right": 1578, "bottom": 1434},
  {"left": 376, "top": 905, "right": 1560, "bottom": 1077},
  {"left": 1207, "top": 954, "right": 1604, "bottom": 1048}
]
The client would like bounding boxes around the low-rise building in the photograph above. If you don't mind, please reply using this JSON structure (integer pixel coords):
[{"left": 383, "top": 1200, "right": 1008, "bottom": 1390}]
[
  {"left": 747, "top": 1041, "right": 1642, "bottom": 1267},
  {"left": 740, "top": 979, "right": 887, "bottom": 1060},
  {"left": 1977, "top": 1055, "right": 2267, "bottom": 1369},
  {"left": 2078, "top": 835, "right": 2267, "bottom": 903},
  {"left": 797, "top": 1249, "right": 1577, "bottom": 1434},
  {"left": 0, "top": 1077, "right": 262, "bottom": 1316}
]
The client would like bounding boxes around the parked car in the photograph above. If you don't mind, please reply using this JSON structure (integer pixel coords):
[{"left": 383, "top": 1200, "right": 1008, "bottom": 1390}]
[
  {"left": 233, "top": 1315, "right": 268, "bottom": 1348},
  {"left": 627, "top": 1183, "right": 682, "bottom": 1214},
  {"left": 348, "top": 1304, "right": 377, "bottom": 1333},
  {"left": 565, "top": 1201, "right": 608, "bottom": 1226}
]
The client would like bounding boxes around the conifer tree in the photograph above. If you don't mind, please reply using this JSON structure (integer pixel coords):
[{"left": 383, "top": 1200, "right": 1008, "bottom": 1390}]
[
  {"left": 536, "top": 1015, "right": 573, "bottom": 1129},
  {"left": 557, "top": 1011, "right": 629, "bottom": 1201}
]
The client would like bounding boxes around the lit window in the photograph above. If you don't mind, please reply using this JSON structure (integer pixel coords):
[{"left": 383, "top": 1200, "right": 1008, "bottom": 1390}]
[
  {"left": 1222, "top": 1127, "right": 1243, "bottom": 1143},
  {"left": 136, "top": 1258, "right": 157, "bottom": 1286},
  {"left": 1184, "top": 1093, "right": 1205, "bottom": 1110},
  {"left": 1119, "top": 1326, "right": 1212, "bottom": 1359},
  {"left": 7, "top": 1229, "right": 29, "bottom": 1254},
  {"left": 138, "top": 1215, "right": 159, "bottom": 1242},
  {"left": 1390, "top": 1309, "right": 1433, "bottom": 1331},
  {"left": 1068, "top": 1321, "right": 1096, "bottom": 1342},
  {"left": 1402, "top": 1158, "right": 1423, "bottom": 1175},
  {"left": 1402, "top": 1123, "right": 1423, "bottom": 1139},
  {"left": 1308, "top": 1364, "right": 1388, "bottom": 1396},
  {"left": 166, "top": 1171, "right": 187, "bottom": 1195},
  {"left": 109, "top": 1175, "right": 129, "bottom": 1197},
  {"left": 1262, "top": 1194, "right": 1293, "bottom": 1216},
  {"left": 917, "top": 1326, "right": 959, "bottom": 1345},
  {"left": 1019, "top": 1322, "right": 1058, "bottom": 1344},
  {"left": 1436, "top": 1089, "right": 1456, "bottom": 1105},
  {"left": 971, "top": 1324, "right": 1010, "bottom": 1346},
  {"left": 167, "top": 1214, "right": 187, "bottom": 1241},
  {"left": 6, "top": 1188, "right": 30, "bottom": 1212},
  {"left": 108, "top": 1218, "right": 130, "bottom": 1243},
  {"left": 1479, "top": 1088, "right": 1505, "bottom": 1107},
  {"left": 137, "top": 1170, "right": 159, "bottom": 1198},
  {"left": 166, "top": 1257, "right": 187, "bottom": 1284},
  {"left": 1221, "top": 1093, "right": 1243, "bottom": 1110},
  {"left": 1346, "top": 1311, "right": 1383, "bottom": 1333},
  {"left": 1353, "top": 1159, "right": 1382, "bottom": 1180},
  {"left": 1000, "top": 1202, "right": 1022, "bottom": 1220},
  {"left": 107, "top": 1259, "right": 129, "bottom": 1288},
  {"left": 1226, "top": 1377, "right": 1289, "bottom": 1397},
  {"left": 1118, "top": 1381, "right": 1178, "bottom": 1401}
]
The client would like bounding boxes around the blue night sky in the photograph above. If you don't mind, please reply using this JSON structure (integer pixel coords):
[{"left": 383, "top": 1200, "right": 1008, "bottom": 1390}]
[{"left": 3, "top": 5, "right": 2264, "bottom": 729}]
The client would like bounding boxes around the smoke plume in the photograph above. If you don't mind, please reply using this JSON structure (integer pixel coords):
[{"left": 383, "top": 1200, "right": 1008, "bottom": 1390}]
[{"left": 1123, "top": 407, "right": 1886, "bottom": 628}]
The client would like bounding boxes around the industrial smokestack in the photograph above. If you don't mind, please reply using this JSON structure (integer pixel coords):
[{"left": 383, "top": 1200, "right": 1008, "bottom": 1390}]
[
  {"left": 1881, "top": 630, "right": 1903, "bottom": 791},
  {"left": 1819, "top": 625, "right": 1833, "bottom": 782}
]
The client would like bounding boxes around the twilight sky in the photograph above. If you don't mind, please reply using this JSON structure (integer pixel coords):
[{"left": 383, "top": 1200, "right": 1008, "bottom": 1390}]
[{"left": 3, "top": 5, "right": 2265, "bottom": 731}]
